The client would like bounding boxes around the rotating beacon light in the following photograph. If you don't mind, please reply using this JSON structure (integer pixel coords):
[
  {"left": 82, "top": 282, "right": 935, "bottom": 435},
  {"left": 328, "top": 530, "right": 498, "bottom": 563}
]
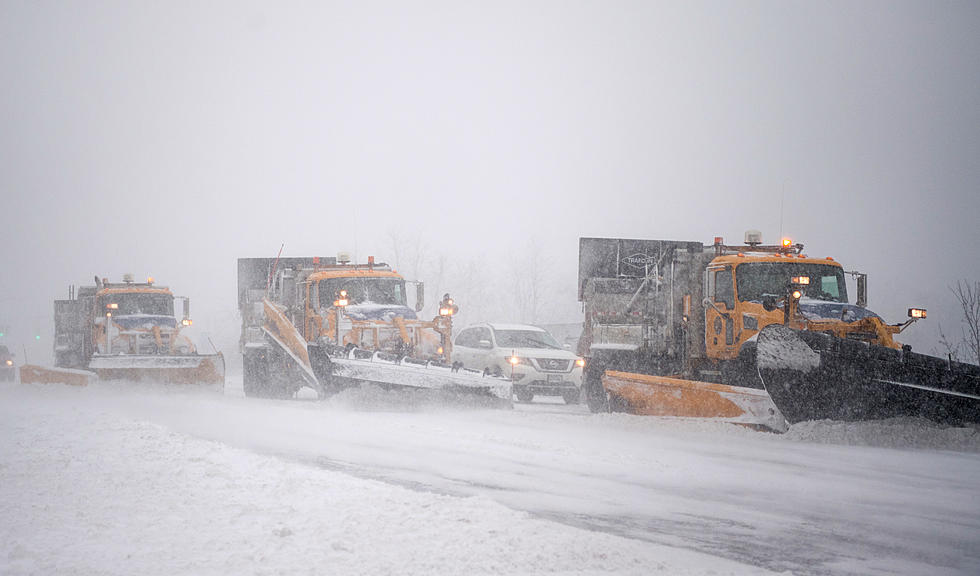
[
  {"left": 333, "top": 289, "right": 349, "bottom": 308},
  {"left": 439, "top": 293, "right": 458, "bottom": 316}
]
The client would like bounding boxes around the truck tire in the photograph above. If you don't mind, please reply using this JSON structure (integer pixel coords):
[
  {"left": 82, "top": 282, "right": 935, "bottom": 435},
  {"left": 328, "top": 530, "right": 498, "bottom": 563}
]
[
  {"left": 308, "top": 344, "right": 337, "bottom": 397},
  {"left": 243, "top": 348, "right": 271, "bottom": 398},
  {"left": 243, "top": 348, "right": 293, "bottom": 399},
  {"left": 583, "top": 362, "right": 609, "bottom": 413},
  {"left": 515, "top": 387, "right": 534, "bottom": 403},
  {"left": 562, "top": 388, "right": 581, "bottom": 405},
  {"left": 722, "top": 341, "right": 764, "bottom": 389}
]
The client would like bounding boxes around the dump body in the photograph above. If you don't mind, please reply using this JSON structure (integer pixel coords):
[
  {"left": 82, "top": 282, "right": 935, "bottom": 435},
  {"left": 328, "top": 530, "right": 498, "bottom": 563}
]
[{"left": 577, "top": 237, "right": 711, "bottom": 377}]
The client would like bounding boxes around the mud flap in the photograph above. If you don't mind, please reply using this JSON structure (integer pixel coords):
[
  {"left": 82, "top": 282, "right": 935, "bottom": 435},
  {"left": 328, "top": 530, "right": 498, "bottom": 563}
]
[{"left": 757, "top": 324, "right": 980, "bottom": 425}]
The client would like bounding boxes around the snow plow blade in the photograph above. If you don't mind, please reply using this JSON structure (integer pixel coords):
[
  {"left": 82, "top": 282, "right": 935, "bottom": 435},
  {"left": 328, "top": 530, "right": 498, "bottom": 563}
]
[
  {"left": 86, "top": 353, "right": 225, "bottom": 385},
  {"left": 19, "top": 364, "right": 98, "bottom": 387},
  {"left": 601, "top": 370, "right": 788, "bottom": 432},
  {"left": 248, "top": 301, "right": 512, "bottom": 405},
  {"left": 314, "top": 346, "right": 513, "bottom": 407},
  {"left": 757, "top": 324, "right": 980, "bottom": 425}
]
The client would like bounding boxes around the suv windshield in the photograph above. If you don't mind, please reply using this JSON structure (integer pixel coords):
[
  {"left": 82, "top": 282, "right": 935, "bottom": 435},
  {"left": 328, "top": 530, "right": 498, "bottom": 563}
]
[
  {"left": 319, "top": 277, "right": 407, "bottom": 308},
  {"left": 736, "top": 262, "right": 847, "bottom": 303},
  {"left": 494, "top": 329, "right": 562, "bottom": 350},
  {"left": 98, "top": 292, "right": 174, "bottom": 316}
]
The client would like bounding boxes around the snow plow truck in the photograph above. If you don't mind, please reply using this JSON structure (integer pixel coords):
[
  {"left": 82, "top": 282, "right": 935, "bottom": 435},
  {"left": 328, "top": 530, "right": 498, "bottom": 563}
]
[
  {"left": 19, "top": 274, "right": 225, "bottom": 385},
  {"left": 237, "top": 255, "right": 512, "bottom": 404},
  {"left": 578, "top": 233, "right": 980, "bottom": 430}
]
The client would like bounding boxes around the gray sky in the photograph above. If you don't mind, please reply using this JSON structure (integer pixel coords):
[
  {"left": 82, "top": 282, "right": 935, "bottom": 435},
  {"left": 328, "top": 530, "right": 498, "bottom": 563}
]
[{"left": 2, "top": 0, "right": 979, "bottom": 362}]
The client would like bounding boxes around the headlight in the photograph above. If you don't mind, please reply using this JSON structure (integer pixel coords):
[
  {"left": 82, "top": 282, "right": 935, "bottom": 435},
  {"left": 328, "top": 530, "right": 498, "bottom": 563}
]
[
  {"left": 507, "top": 355, "right": 532, "bottom": 366},
  {"left": 575, "top": 358, "right": 586, "bottom": 368}
]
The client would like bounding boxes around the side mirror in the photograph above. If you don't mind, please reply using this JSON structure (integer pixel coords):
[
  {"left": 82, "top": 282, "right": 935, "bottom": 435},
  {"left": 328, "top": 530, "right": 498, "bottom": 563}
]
[
  {"left": 478, "top": 339, "right": 492, "bottom": 349},
  {"left": 856, "top": 274, "right": 868, "bottom": 308},
  {"left": 762, "top": 296, "right": 777, "bottom": 312},
  {"left": 416, "top": 282, "right": 425, "bottom": 312}
]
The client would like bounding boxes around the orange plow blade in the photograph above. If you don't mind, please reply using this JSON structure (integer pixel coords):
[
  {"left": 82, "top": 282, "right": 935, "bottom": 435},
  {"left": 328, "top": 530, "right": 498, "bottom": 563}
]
[
  {"left": 86, "top": 354, "right": 225, "bottom": 385},
  {"left": 602, "top": 371, "right": 788, "bottom": 432},
  {"left": 19, "top": 364, "right": 98, "bottom": 387}
]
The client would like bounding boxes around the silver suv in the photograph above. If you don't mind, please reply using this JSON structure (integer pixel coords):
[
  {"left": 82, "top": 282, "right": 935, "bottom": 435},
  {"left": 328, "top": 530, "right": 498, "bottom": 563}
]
[{"left": 452, "top": 323, "right": 584, "bottom": 404}]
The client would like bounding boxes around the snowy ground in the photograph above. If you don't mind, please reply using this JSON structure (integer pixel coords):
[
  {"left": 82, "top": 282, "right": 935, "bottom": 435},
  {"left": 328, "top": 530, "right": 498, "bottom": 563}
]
[{"left": 2, "top": 378, "right": 979, "bottom": 576}]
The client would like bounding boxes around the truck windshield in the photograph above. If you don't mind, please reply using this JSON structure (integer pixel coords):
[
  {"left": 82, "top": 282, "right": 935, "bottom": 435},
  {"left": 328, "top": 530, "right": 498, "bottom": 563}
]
[
  {"left": 736, "top": 262, "right": 847, "bottom": 303},
  {"left": 99, "top": 293, "right": 174, "bottom": 316},
  {"left": 319, "top": 277, "right": 407, "bottom": 308},
  {"left": 494, "top": 330, "right": 563, "bottom": 350}
]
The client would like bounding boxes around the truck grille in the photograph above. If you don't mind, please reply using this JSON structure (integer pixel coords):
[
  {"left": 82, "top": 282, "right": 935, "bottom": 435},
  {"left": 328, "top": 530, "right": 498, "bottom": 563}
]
[{"left": 535, "top": 358, "right": 570, "bottom": 372}]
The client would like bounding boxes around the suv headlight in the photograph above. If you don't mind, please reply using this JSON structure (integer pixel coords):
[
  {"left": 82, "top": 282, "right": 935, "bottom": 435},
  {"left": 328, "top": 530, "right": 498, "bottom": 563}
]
[
  {"left": 575, "top": 358, "right": 586, "bottom": 368},
  {"left": 507, "top": 355, "right": 533, "bottom": 367}
]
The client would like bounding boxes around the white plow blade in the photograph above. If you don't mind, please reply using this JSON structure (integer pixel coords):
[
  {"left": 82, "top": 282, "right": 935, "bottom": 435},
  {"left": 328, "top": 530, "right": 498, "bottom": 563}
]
[
  {"left": 88, "top": 355, "right": 210, "bottom": 369},
  {"left": 86, "top": 353, "right": 225, "bottom": 384},
  {"left": 332, "top": 354, "right": 512, "bottom": 401}
]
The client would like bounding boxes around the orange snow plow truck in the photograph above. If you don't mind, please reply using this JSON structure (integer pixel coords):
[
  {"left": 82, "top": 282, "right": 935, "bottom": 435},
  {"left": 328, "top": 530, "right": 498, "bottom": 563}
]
[
  {"left": 237, "top": 255, "right": 511, "bottom": 404},
  {"left": 576, "top": 232, "right": 980, "bottom": 432},
  {"left": 20, "top": 275, "right": 225, "bottom": 386}
]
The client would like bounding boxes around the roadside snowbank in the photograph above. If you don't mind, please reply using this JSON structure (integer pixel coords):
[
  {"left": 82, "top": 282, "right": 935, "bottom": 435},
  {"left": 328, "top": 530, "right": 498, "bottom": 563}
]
[
  {"left": 0, "top": 383, "right": 775, "bottom": 576},
  {"left": 784, "top": 417, "right": 980, "bottom": 452}
]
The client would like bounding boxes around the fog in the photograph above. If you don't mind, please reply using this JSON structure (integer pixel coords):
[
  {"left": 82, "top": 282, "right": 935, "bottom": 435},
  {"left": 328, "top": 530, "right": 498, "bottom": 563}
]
[{"left": 2, "top": 1, "right": 979, "bottom": 367}]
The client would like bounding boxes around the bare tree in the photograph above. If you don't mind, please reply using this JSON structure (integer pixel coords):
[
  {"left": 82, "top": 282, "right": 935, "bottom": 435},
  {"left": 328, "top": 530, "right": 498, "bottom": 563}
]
[
  {"left": 509, "top": 238, "right": 550, "bottom": 324},
  {"left": 448, "top": 257, "right": 496, "bottom": 327},
  {"left": 935, "top": 322, "right": 961, "bottom": 362},
  {"left": 385, "top": 227, "right": 426, "bottom": 281},
  {"left": 950, "top": 280, "right": 980, "bottom": 365}
]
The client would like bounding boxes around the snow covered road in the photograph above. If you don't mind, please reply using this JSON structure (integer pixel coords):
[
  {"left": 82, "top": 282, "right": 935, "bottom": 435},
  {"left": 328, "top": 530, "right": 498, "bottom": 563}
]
[{"left": 2, "top": 380, "right": 979, "bottom": 575}]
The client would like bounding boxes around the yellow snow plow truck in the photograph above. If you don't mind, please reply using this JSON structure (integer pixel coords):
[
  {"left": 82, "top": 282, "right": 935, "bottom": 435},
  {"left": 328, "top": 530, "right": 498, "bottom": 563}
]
[
  {"left": 20, "top": 274, "right": 225, "bottom": 385},
  {"left": 237, "top": 255, "right": 511, "bottom": 404},
  {"left": 578, "top": 233, "right": 980, "bottom": 431}
]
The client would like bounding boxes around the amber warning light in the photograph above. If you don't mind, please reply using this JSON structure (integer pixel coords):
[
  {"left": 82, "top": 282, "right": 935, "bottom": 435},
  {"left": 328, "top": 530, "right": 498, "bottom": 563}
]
[
  {"left": 438, "top": 295, "right": 458, "bottom": 316},
  {"left": 791, "top": 276, "right": 810, "bottom": 285},
  {"left": 908, "top": 308, "right": 927, "bottom": 319},
  {"left": 333, "top": 290, "right": 349, "bottom": 307},
  {"left": 782, "top": 238, "right": 793, "bottom": 248}
]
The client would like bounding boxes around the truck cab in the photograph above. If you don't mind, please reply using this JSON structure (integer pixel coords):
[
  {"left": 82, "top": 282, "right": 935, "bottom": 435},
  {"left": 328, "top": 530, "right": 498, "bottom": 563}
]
[{"left": 704, "top": 248, "right": 902, "bottom": 362}]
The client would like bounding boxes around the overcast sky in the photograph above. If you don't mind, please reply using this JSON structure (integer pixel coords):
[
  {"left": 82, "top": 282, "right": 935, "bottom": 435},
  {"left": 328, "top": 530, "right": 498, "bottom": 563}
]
[{"left": 2, "top": 1, "right": 978, "bottom": 362}]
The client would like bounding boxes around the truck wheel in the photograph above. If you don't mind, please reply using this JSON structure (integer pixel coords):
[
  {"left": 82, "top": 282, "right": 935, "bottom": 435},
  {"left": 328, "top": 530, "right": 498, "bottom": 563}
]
[
  {"left": 584, "top": 363, "right": 609, "bottom": 413},
  {"left": 243, "top": 349, "right": 271, "bottom": 398},
  {"left": 243, "top": 348, "right": 294, "bottom": 399},
  {"left": 515, "top": 387, "right": 534, "bottom": 403},
  {"left": 562, "top": 389, "right": 581, "bottom": 405}
]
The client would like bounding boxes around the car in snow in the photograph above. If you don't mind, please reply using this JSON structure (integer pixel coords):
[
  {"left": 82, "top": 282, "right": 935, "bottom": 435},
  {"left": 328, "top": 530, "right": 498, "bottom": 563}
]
[
  {"left": 0, "top": 345, "right": 15, "bottom": 382},
  {"left": 452, "top": 323, "right": 585, "bottom": 404}
]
